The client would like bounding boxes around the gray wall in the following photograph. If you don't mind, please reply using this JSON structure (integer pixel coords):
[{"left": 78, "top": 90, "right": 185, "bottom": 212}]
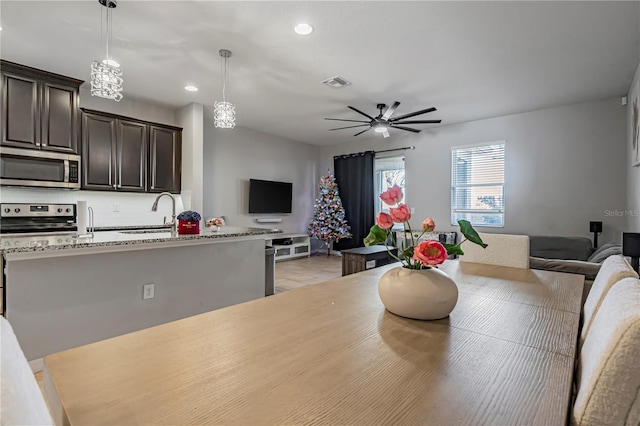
[
  {"left": 203, "top": 121, "right": 319, "bottom": 234},
  {"left": 79, "top": 87, "right": 177, "bottom": 126},
  {"left": 320, "top": 97, "right": 628, "bottom": 244},
  {"left": 628, "top": 62, "right": 640, "bottom": 231},
  {"left": 176, "top": 103, "right": 204, "bottom": 213}
]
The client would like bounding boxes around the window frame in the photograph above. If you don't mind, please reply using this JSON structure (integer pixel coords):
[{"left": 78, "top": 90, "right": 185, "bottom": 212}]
[
  {"left": 374, "top": 154, "right": 406, "bottom": 224},
  {"left": 450, "top": 141, "right": 506, "bottom": 228}
]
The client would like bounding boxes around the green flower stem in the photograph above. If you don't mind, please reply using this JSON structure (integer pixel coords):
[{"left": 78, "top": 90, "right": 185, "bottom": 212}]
[
  {"left": 450, "top": 238, "right": 467, "bottom": 253},
  {"left": 384, "top": 243, "right": 404, "bottom": 264}
]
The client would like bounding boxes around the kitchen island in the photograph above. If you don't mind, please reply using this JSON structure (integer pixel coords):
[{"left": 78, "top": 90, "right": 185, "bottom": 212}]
[{"left": 1, "top": 226, "right": 281, "bottom": 364}]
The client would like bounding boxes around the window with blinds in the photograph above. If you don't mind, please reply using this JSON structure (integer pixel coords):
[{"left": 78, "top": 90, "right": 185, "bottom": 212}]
[{"left": 451, "top": 142, "right": 505, "bottom": 227}]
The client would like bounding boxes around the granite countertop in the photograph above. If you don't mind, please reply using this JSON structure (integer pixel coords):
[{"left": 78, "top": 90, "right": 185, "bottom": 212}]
[{"left": 0, "top": 226, "right": 283, "bottom": 254}]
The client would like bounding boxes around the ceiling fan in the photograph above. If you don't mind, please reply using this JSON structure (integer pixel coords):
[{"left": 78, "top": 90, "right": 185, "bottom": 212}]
[{"left": 325, "top": 101, "right": 441, "bottom": 138}]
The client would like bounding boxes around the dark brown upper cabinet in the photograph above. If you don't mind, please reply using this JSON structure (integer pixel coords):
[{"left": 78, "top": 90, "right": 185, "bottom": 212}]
[
  {"left": 82, "top": 112, "right": 117, "bottom": 191},
  {"left": 81, "top": 109, "right": 180, "bottom": 194},
  {"left": 1, "top": 60, "right": 82, "bottom": 154},
  {"left": 149, "top": 125, "right": 181, "bottom": 194}
]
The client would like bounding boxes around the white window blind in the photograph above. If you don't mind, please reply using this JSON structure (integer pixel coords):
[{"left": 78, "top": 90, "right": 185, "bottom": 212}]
[{"left": 451, "top": 142, "right": 505, "bottom": 227}]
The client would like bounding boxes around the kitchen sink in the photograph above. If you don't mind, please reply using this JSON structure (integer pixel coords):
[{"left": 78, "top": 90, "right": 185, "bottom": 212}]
[{"left": 119, "top": 229, "right": 173, "bottom": 235}]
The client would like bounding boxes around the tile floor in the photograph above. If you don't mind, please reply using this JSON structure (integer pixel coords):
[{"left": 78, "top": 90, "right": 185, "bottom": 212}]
[{"left": 275, "top": 254, "right": 342, "bottom": 293}]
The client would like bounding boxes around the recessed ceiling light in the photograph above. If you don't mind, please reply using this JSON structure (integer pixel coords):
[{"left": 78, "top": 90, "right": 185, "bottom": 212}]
[
  {"left": 184, "top": 85, "right": 198, "bottom": 92},
  {"left": 294, "top": 23, "right": 313, "bottom": 35},
  {"left": 102, "top": 59, "right": 120, "bottom": 68}
]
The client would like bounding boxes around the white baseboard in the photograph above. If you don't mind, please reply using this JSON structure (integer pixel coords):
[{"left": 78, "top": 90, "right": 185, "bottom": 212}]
[{"left": 29, "top": 358, "right": 43, "bottom": 373}]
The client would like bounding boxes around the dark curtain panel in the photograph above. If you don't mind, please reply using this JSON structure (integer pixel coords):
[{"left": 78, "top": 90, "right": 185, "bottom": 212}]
[{"left": 334, "top": 151, "right": 375, "bottom": 251}]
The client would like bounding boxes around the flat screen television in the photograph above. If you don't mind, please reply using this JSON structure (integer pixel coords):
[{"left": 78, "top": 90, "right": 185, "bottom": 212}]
[{"left": 248, "top": 179, "right": 293, "bottom": 214}]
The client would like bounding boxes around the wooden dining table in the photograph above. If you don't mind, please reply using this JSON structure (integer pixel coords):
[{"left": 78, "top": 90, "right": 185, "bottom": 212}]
[{"left": 43, "top": 260, "right": 584, "bottom": 425}]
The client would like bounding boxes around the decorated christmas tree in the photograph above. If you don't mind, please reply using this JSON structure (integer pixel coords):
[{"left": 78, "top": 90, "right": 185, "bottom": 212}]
[{"left": 308, "top": 171, "right": 352, "bottom": 255}]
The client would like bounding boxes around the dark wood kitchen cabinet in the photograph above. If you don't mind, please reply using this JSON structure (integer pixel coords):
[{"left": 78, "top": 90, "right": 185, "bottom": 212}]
[
  {"left": 149, "top": 125, "right": 181, "bottom": 194},
  {"left": 82, "top": 112, "right": 117, "bottom": 190},
  {"left": 1, "top": 60, "right": 81, "bottom": 154},
  {"left": 81, "top": 109, "right": 180, "bottom": 193}
]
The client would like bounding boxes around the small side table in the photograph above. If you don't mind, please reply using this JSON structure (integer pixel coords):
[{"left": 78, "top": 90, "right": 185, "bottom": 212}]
[{"left": 341, "top": 246, "right": 398, "bottom": 276}]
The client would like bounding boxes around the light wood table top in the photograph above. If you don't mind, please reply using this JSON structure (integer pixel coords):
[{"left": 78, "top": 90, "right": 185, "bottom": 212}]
[{"left": 44, "top": 261, "right": 584, "bottom": 425}]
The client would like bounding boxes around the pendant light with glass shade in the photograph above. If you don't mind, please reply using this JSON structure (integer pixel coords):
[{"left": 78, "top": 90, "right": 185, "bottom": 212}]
[
  {"left": 90, "top": 0, "right": 123, "bottom": 102},
  {"left": 214, "top": 49, "right": 236, "bottom": 129}
]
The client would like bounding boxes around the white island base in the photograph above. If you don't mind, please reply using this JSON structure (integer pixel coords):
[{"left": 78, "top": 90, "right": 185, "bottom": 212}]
[{"left": 4, "top": 233, "right": 270, "bottom": 364}]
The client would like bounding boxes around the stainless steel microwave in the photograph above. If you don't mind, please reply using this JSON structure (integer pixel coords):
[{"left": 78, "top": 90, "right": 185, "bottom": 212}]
[{"left": 0, "top": 147, "right": 80, "bottom": 189}]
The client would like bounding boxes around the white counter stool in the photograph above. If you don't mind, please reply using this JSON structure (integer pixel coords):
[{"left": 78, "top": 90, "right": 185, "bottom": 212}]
[
  {"left": 459, "top": 233, "right": 530, "bottom": 269},
  {"left": 580, "top": 255, "right": 638, "bottom": 347},
  {"left": 572, "top": 277, "right": 640, "bottom": 426}
]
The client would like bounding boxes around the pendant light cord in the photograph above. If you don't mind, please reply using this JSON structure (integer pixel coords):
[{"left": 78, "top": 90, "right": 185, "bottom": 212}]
[
  {"left": 106, "top": 6, "right": 111, "bottom": 61},
  {"left": 222, "top": 55, "right": 228, "bottom": 103}
]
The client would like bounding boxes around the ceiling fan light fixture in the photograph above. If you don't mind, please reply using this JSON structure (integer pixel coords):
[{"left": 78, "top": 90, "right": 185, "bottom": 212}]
[
  {"left": 214, "top": 49, "right": 236, "bottom": 129},
  {"left": 373, "top": 123, "right": 388, "bottom": 133},
  {"left": 90, "top": 0, "right": 123, "bottom": 102},
  {"left": 294, "top": 23, "right": 313, "bottom": 35}
]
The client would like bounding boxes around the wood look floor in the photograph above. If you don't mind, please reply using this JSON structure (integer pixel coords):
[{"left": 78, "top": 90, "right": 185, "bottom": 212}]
[
  {"left": 275, "top": 254, "right": 342, "bottom": 293},
  {"left": 34, "top": 255, "right": 342, "bottom": 396}
]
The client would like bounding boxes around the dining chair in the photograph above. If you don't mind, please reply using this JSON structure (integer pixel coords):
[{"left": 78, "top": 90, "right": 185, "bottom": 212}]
[
  {"left": 580, "top": 255, "right": 639, "bottom": 347},
  {"left": 571, "top": 277, "right": 640, "bottom": 426},
  {"left": 459, "top": 233, "right": 530, "bottom": 269},
  {"left": 0, "top": 316, "right": 52, "bottom": 425}
]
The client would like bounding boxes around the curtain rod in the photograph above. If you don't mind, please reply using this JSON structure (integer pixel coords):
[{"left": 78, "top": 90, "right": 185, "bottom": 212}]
[{"left": 334, "top": 146, "right": 415, "bottom": 159}]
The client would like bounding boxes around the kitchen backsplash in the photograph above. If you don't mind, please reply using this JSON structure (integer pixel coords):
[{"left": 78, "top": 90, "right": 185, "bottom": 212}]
[{"left": 0, "top": 188, "right": 185, "bottom": 227}]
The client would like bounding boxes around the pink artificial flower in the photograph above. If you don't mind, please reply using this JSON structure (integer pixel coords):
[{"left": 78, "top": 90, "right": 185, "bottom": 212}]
[
  {"left": 376, "top": 212, "right": 394, "bottom": 229},
  {"left": 412, "top": 240, "right": 448, "bottom": 267},
  {"left": 389, "top": 204, "right": 412, "bottom": 223},
  {"left": 379, "top": 185, "right": 403, "bottom": 206},
  {"left": 422, "top": 218, "right": 436, "bottom": 232}
]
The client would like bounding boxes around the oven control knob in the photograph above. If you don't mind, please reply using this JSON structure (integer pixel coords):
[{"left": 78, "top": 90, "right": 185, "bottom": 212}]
[
  {"left": 66, "top": 208, "right": 71, "bottom": 213},
  {"left": 3, "top": 208, "right": 9, "bottom": 213},
  {"left": 14, "top": 208, "right": 20, "bottom": 213},
  {"left": 57, "top": 208, "right": 63, "bottom": 213}
]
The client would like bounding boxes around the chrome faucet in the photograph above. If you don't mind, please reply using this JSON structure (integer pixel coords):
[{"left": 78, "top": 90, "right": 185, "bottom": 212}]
[{"left": 151, "top": 192, "right": 176, "bottom": 234}]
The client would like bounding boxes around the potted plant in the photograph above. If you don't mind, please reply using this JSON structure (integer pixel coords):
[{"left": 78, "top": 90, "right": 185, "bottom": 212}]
[{"left": 364, "top": 185, "right": 488, "bottom": 320}]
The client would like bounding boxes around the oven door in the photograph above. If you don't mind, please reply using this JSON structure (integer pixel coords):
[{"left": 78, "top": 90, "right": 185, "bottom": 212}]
[{"left": 0, "top": 147, "right": 80, "bottom": 189}]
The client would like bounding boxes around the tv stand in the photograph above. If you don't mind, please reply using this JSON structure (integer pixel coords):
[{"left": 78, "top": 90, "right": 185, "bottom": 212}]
[{"left": 266, "top": 234, "right": 310, "bottom": 262}]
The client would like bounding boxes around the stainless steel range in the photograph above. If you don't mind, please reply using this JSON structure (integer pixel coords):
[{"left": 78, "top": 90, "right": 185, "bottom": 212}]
[{"left": 0, "top": 203, "right": 77, "bottom": 234}]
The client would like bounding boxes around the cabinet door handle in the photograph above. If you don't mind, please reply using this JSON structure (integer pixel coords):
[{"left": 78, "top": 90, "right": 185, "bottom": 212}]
[{"left": 113, "top": 184, "right": 117, "bottom": 189}]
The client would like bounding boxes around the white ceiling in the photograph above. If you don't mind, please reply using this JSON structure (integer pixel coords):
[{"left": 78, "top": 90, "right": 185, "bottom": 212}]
[{"left": 1, "top": 1, "right": 638, "bottom": 146}]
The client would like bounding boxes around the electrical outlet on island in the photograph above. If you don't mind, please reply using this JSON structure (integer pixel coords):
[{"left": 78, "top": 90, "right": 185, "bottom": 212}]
[
  {"left": 112, "top": 203, "right": 120, "bottom": 212},
  {"left": 143, "top": 283, "right": 155, "bottom": 300}
]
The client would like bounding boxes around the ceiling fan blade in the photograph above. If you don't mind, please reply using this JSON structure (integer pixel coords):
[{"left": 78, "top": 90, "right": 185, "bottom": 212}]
[
  {"left": 329, "top": 124, "right": 370, "bottom": 131},
  {"left": 353, "top": 128, "right": 371, "bottom": 137},
  {"left": 392, "top": 125, "right": 421, "bottom": 133},
  {"left": 348, "top": 106, "right": 376, "bottom": 121},
  {"left": 324, "top": 118, "right": 370, "bottom": 123},
  {"left": 381, "top": 101, "right": 401, "bottom": 120},
  {"left": 389, "top": 107, "right": 437, "bottom": 122},
  {"left": 382, "top": 129, "right": 390, "bottom": 138},
  {"left": 392, "top": 120, "right": 442, "bottom": 124}
]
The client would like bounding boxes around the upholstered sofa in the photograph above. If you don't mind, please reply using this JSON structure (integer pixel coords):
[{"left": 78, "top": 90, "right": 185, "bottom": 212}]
[{"left": 528, "top": 236, "right": 624, "bottom": 302}]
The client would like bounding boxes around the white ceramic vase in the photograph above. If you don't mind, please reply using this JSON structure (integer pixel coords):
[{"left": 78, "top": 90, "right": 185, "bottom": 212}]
[{"left": 378, "top": 266, "right": 458, "bottom": 320}]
